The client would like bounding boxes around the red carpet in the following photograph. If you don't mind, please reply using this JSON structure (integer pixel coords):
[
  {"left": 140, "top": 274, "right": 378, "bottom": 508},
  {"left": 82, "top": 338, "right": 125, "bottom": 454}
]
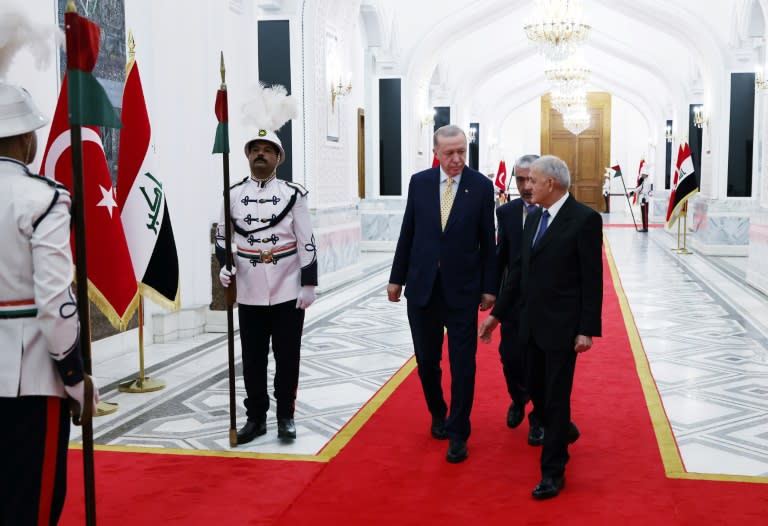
[{"left": 61, "top": 253, "right": 768, "bottom": 525}]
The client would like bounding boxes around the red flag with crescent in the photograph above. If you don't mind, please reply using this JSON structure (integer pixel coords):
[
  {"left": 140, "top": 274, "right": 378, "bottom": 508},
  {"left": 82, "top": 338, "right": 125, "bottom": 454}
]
[{"left": 40, "top": 77, "right": 138, "bottom": 330}]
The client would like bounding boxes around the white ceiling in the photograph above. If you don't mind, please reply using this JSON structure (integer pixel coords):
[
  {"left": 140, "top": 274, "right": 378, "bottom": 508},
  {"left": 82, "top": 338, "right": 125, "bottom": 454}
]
[{"left": 373, "top": 0, "right": 764, "bottom": 135}]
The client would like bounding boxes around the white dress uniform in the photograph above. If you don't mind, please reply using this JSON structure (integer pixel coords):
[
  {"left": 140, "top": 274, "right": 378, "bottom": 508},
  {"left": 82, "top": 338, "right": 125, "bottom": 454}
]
[
  {"left": 216, "top": 173, "right": 317, "bottom": 304},
  {"left": 630, "top": 175, "right": 651, "bottom": 231},
  {"left": 0, "top": 157, "right": 82, "bottom": 397},
  {"left": 215, "top": 163, "right": 317, "bottom": 434}
]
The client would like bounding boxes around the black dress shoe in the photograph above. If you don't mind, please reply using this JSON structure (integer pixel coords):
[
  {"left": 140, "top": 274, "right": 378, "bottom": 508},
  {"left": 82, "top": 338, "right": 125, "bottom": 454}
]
[
  {"left": 506, "top": 402, "right": 524, "bottom": 429},
  {"left": 430, "top": 416, "right": 448, "bottom": 440},
  {"left": 532, "top": 476, "right": 565, "bottom": 500},
  {"left": 446, "top": 439, "right": 468, "bottom": 463},
  {"left": 567, "top": 422, "right": 580, "bottom": 444},
  {"left": 277, "top": 418, "right": 296, "bottom": 440},
  {"left": 528, "top": 425, "right": 544, "bottom": 446},
  {"left": 236, "top": 420, "right": 267, "bottom": 445}
]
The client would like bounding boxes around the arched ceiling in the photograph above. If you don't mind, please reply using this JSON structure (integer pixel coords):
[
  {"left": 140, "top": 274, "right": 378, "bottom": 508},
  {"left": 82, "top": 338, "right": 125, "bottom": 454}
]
[{"left": 378, "top": 0, "right": 748, "bottom": 136}]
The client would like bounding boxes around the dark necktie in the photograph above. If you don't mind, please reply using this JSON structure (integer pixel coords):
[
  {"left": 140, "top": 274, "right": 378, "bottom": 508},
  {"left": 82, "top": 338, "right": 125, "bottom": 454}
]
[
  {"left": 525, "top": 203, "right": 538, "bottom": 214},
  {"left": 533, "top": 210, "right": 550, "bottom": 246}
]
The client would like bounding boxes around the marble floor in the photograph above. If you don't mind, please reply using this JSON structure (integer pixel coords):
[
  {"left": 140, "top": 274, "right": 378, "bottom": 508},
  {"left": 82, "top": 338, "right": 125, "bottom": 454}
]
[{"left": 76, "top": 219, "right": 768, "bottom": 480}]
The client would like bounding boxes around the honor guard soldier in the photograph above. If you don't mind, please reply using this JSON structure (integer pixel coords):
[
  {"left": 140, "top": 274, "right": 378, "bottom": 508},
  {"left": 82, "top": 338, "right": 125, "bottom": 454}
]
[
  {"left": 0, "top": 79, "right": 98, "bottom": 523},
  {"left": 216, "top": 126, "right": 317, "bottom": 445},
  {"left": 629, "top": 172, "right": 652, "bottom": 232}
]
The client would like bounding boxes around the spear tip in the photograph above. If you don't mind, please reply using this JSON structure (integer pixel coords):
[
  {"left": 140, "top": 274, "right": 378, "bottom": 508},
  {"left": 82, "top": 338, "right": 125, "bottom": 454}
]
[
  {"left": 219, "top": 51, "right": 226, "bottom": 88},
  {"left": 66, "top": 0, "right": 76, "bottom": 13}
]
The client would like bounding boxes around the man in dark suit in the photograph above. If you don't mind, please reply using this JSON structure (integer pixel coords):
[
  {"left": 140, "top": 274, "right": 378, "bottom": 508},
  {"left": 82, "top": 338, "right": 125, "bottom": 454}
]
[
  {"left": 388, "top": 125, "right": 496, "bottom": 464},
  {"left": 480, "top": 155, "right": 602, "bottom": 499},
  {"left": 495, "top": 154, "right": 543, "bottom": 437}
]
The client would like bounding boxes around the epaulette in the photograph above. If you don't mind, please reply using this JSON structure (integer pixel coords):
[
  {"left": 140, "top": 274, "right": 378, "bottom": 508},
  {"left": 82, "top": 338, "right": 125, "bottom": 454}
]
[
  {"left": 229, "top": 176, "right": 249, "bottom": 190},
  {"left": 26, "top": 171, "right": 68, "bottom": 192},
  {"left": 285, "top": 180, "right": 308, "bottom": 196}
]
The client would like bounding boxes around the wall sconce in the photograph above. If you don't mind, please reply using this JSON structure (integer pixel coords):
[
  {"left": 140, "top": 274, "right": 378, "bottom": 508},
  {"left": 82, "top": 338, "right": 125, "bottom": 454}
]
[
  {"left": 330, "top": 74, "right": 352, "bottom": 111},
  {"left": 756, "top": 66, "right": 768, "bottom": 90},
  {"left": 420, "top": 109, "right": 435, "bottom": 129},
  {"left": 693, "top": 105, "right": 705, "bottom": 128},
  {"left": 665, "top": 124, "right": 673, "bottom": 143},
  {"left": 468, "top": 126, "right": 478, "bottom": 144}
]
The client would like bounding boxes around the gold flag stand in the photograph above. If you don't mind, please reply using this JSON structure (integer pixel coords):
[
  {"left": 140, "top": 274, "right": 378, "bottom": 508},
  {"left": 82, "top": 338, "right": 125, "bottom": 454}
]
[
  {"left": 672, "top": 202, "right": 692, "bottom": 255},
  {"left": 118, "top": 296, "right": 166, "bottom": 393}
]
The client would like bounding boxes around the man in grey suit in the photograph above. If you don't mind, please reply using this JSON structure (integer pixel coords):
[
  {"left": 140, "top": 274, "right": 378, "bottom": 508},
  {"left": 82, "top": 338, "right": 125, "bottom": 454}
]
[{"left": 480, "top": 155, "right": 603, "bottom": 499}]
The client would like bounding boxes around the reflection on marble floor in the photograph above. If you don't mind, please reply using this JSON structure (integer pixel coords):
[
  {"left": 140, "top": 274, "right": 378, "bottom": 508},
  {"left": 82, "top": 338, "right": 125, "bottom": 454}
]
[
  {"left": 606, "top": 227, "right": 768, "bottom": 478},
  {"left": 76, "top": 226, "right": 768, "bottom": 478}
]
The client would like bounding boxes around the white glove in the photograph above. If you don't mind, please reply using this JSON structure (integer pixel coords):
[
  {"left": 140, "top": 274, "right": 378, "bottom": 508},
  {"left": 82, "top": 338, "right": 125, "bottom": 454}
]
[
  {"left": 296, "top": 286, "right": 316, "bottom": 309},
  {"left": 219, "top": 265, "right": 236, "bottom": 288},
  {"left": 64, "top": 376, "right": 100, "bottom": 422}
]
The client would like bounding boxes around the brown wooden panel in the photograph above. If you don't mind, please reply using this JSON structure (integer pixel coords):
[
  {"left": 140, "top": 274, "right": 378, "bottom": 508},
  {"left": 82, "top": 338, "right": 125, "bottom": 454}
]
[{"left": 541, "top": 92, "right": 611, "bottom": 212}]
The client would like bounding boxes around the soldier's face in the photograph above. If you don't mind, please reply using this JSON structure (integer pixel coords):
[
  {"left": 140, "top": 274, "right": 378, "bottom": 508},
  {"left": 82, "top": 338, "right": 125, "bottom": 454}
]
[{"left": 247, "top": 141, "right": 279, "bottom": 175}]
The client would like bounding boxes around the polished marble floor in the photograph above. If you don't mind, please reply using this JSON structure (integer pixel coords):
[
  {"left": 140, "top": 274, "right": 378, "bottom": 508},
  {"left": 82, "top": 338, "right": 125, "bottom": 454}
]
[{"left": 76, "top": 217, "right": 768, "bottom": 479}]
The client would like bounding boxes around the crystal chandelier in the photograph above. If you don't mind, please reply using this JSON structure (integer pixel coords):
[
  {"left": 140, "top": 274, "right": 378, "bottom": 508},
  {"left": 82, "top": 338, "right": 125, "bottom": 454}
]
[
  {"left": 550, "top": 88, "right": 587, "bottom": 114},
  {"left": 544, "top": 54, "right": 590, "bottom": 90},
  {"left": 524, "top": 0, "right": 591, "bottom": 61},
  {"left": 562, "top": 109, "right": 591, "bottom": 135}
]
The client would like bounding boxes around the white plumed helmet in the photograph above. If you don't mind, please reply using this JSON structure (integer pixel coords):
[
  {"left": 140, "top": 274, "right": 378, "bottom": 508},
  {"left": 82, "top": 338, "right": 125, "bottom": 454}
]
[{"left": 241, "top": 83, "right": 297, "bottom": 166}]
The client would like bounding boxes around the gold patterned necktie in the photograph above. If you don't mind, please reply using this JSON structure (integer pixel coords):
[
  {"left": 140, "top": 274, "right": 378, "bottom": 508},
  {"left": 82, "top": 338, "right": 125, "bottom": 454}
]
[{"left": 440, "top": 177, "right": 455, "bottom": 230}]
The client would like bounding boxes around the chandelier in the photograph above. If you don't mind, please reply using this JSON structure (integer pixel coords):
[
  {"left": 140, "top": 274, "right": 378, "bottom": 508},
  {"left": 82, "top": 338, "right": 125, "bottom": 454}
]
[
  {"left": 544, "top": 54, "right": 590, "bottom": 86},
  {"left": 550, "top": 88, "right": 587, "bottom": 114},
  {"left": 562, "top": 108, "right": 591, "bottom": 135},
  {"left": 523, "top": 0, "right": 591, "bottom": 61}
]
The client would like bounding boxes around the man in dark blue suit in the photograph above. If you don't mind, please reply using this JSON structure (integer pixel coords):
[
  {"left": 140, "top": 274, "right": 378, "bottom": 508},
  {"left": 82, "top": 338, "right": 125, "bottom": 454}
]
[
  {"left": 495, "top": 154, "right": 543, "bottom": 437},
  {"left": 480, "top": 155, "right": 602, "bottom": 499},
  {"left": 388, "top": 125, "right": 496, "bottom": 464}
]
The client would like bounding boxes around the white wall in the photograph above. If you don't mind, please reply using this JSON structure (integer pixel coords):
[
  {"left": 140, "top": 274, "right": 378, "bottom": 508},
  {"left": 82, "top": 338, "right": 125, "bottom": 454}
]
[{"left": 498, "top": 97, "right": 541, "bottom": 175}]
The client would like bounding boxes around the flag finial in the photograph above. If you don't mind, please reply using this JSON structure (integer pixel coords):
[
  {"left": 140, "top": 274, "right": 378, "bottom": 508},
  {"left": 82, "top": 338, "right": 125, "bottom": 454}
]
[
  {"left": 220, "top": 51, "right": 226, "bottom": 89},
  {"left": 128, "top": 31, "right": 135, "bottom": 61},
  {"left": 66, "top": 0, "right": 76, "bottom": 13}
]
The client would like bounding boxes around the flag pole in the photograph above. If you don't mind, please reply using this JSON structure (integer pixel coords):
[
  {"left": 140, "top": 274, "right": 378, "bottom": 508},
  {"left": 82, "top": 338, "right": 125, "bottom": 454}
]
[
  {"left": 616, "top": 168, "right": 640, "bottom": 230},
  {"left": 678, "top": 202, "right": 692, "bottom": 254},
  {"left": 216, "top": 53, "right": 239, "bottom": 447},
  {"left": 64, "top": 1, "right": 97, "bottom": 524},
  {"left": 118, "top": 32, "right": 165, "bottom": 394},
  {"left": 118, "top": 296, "right": 166, "bottom": 392}
]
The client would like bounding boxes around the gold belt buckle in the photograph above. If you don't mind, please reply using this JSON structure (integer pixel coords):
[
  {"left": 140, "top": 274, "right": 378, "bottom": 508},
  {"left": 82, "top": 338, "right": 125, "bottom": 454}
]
[{"left": 261, "top": 250, "right": 274, "bottom": 264}]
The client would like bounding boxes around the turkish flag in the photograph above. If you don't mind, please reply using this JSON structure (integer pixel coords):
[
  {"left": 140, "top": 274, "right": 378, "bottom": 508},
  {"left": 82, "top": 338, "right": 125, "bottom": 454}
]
[
  {"left": 40, "top": 77, "right": 138, "bottom": 330},
  {"left": 432, "top": 154, "right": 440, "bottom": 168},
  {"left": 494, "top": 160, "right": 507, "bottom": 191}
]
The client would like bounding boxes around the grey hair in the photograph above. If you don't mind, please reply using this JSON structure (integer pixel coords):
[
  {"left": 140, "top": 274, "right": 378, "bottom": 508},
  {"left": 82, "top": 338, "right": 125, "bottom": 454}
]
[
  {"left": 531, "top": 155, "right": 571, "bottom": 189},
  {"left": 433, "top": 125, "right": 466, "bottom": 148},
  {"left": 514, "top": 154, "right": 540, "bottom": 171}
]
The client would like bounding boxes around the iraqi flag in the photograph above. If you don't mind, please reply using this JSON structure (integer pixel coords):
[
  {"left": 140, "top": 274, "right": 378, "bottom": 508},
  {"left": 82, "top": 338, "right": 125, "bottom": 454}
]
[
  {"left": 40, "top": 36, "right": 138, "bottom": 330},
  {"left": 117, "top": 58, "right": 180, "bottom": 311},
  {"left": 665, "top": 143, "right": 684, "bottom": 222},
  {"left": 432, "top": 154, "right": 440, "bottom": 168},
  {"left": 665, "top": 142, "right": 697, "bottom": 227},
  {"left": 494, "top": 160, "right": 507, "bottom": 192}
]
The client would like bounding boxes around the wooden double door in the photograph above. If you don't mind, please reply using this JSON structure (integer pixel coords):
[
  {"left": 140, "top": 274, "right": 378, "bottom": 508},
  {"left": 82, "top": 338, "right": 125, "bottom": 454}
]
[{"left": 541, "top": 92, "right": 611, "bottom": 212}]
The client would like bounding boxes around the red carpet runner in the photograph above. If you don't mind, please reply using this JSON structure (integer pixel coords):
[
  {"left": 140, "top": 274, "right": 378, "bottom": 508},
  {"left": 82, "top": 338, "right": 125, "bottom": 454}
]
[{"left": 61, "top": 253, "right": 768, "bottom": 525}]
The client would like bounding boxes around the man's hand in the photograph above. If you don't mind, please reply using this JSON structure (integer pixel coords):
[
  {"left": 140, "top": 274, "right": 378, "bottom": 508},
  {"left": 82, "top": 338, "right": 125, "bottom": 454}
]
[
  {"left": 574, "top": 334, "right": 593, "bottom": 353},
  {"left": 479, "top": 293, "right": 496, "bottom": 311},
  {"left": 387, "top": 283, "right": 402, "bottom": 302},
  {"left": 219, "top": 265, "right": 236, "bottom": 288},
  {"left": 478, "top": 315, "right": 499, "bottom": 343}
]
